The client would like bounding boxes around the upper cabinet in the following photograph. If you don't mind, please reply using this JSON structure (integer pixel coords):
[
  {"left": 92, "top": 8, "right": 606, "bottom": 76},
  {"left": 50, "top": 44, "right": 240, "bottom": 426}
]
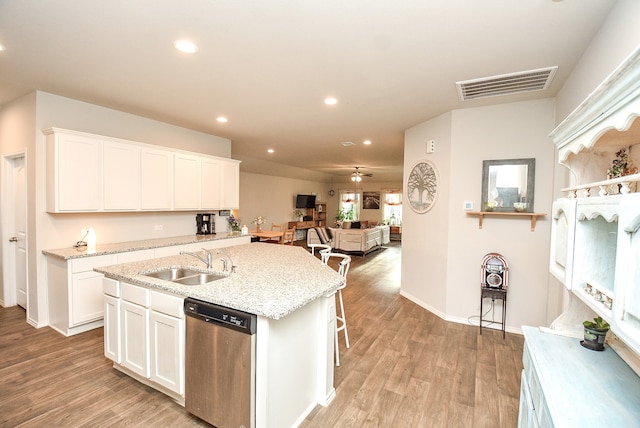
[
  {"left": 43, "top": 128, "right": 239, "bottom": 213},
  {"left": 141, "top": 147, "right": 173, "bottom": 210},
  {"left": 45, "top": 130, "right": 102, "bottom": 212}
]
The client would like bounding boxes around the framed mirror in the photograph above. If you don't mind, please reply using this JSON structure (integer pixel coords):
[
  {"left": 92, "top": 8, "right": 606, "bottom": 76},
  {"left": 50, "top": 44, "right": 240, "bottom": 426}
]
[{"left": 481, "top": 158, "right": 535, "bottom": 212}]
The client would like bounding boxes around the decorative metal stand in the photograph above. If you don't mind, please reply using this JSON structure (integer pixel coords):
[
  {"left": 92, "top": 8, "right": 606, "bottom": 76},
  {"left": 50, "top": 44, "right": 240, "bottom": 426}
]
[{"left": 480, "top": 253, "right": 508, "bottom": 338}]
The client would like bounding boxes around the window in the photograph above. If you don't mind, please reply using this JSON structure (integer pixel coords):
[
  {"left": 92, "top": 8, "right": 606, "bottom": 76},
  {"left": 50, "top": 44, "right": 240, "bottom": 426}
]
[
  {"left": 339, "top": 190, "right": 360, "bottom": 222},
  {"left": 383, "top": 190, "right": 402, "bottom": 225}
]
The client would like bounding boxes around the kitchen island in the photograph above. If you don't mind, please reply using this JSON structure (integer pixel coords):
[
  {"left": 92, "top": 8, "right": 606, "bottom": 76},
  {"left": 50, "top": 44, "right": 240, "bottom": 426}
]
[{"left": 95, "top": 242, "right": 343, "bottom": 428}]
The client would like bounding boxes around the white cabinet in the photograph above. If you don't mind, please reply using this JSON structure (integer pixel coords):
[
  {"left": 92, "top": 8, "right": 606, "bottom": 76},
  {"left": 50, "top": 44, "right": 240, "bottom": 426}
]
[
  {"left": 104, "top": 293, "right": 121, "bottom": 363},
  {"left": 549, "top": 199, "right": 576, "bottom": 289},
  {"left": 174, "top": 153, "right": 201, "bottom": 210},
  {"left": 43, "top": 127, "right": 240, "bottom": 213},
  {"left": 121, "top": 299, "right": 150, "bottom": 378},
  {"left": 45, "top": 129, "right": 102, "bottom": 212},
  {"left": 104, "top": 280, "right": 185, "bottom": 396},
  {"left": 201, "top": 157, "right": 221, "bottom": 209},
  {"left": 141, "top": 148, "right": 173, "bottom": 210},
  {"left": 149, "top": 290, "right": 185, "bottom": 395},
  {"left": 612, "top": 194, "right": 640, "bottom": 356},
  {"left": 47, "top": 253, "right": 117, "bottom": 336},
  {"left": 103, "top": 141, "right": 140, "bottom": 210},
  {"left": 220, "top": 159, "right": 240, "bottom": 209}
]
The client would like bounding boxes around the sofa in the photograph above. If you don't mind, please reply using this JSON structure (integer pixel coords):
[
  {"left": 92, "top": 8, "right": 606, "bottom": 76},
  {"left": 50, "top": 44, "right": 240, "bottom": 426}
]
[{"left": 307, "top": 225, "right": 390, "bottom": 255}]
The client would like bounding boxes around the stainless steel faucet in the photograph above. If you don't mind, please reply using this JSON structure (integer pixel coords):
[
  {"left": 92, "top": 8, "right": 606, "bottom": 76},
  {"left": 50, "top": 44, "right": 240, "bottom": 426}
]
[
  {"left": 217, "top": 248, "right": 236, "bottom": 273},
  {"left": 180, "top": 248, "right": 214, "bottom": 269}
]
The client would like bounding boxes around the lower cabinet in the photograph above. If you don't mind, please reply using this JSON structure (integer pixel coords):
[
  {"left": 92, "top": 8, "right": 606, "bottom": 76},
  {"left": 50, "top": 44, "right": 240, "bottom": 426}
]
[
  {"left": 104, "top": 279, "right": 185, "bottom": 397},
  {"left": 520, "top": 326, "right": 640, "bottom": 428}
]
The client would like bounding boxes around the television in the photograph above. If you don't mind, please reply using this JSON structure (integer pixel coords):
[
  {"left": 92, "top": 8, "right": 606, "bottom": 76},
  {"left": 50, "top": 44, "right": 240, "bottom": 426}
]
[{"left": 295, "top": 194, "right": 316, "bottom": 209}]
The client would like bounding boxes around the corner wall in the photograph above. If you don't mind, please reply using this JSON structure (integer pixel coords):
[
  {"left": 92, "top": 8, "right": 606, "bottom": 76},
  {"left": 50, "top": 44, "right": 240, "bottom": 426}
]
[{"left": 402, "top": 99, "right": 557, "bottom": 332}]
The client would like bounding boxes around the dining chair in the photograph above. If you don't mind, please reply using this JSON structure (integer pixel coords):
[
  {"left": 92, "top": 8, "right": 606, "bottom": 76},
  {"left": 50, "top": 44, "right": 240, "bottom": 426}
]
[
  {"left": 264, "top": 223, "right": 285, "bottom": 243},
  {"left": 309, "top": 243, "right": 332, "bottom": 258},
  {"left": 281, "top": 227, "right": 296, "bottom": 245},
  {"left": 322, "top": 252, "right": 351, "bottom": 366}
]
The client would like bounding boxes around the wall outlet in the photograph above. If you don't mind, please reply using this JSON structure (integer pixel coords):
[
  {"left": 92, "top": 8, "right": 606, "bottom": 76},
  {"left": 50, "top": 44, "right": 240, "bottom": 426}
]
[{"left": 154, "top": 224, "right": 163, "bottom": 231}]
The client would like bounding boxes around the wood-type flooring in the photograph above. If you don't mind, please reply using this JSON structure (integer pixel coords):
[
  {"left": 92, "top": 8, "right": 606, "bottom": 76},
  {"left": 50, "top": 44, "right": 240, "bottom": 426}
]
[{"left": 0, "top": 241, "right": 523, "bottom": 427}]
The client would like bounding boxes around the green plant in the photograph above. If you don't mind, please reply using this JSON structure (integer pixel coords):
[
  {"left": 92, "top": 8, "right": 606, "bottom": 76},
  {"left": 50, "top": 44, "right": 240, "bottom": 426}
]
[
  {"left": 583, "top": 316, "right": 610, "bottom": 331},
  {"left": 293, "top": 209, "right": 304, "bottom": 218}
]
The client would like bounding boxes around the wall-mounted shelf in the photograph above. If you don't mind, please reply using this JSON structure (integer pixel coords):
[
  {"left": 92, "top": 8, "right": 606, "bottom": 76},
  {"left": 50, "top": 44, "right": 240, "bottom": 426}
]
[{"left": 467, "top": 211, "right": 547, "bottom": 231}]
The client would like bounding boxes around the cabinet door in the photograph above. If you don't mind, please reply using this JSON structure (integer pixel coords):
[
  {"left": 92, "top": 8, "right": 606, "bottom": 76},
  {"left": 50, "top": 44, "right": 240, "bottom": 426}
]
[
  {"left": 150, "top": 311, "right": 185, "bottom": 394},
  {"left": 104, "top": 295, "right": 121, "bottom": 363},
  {"left": 50, "top": 133, "right": 102, "bottom": 212},
  {"left": 103, "top": 141, "right": 140, "bottom": 210},
  {"left": 121, "top": 300, "right": 150, "bottom": 378},
  {"left": 220, "top": 160, "right": 240, "bottom": 209},
  {"left": 70, "top": 271, "right": 105, "bottom": 326},
  {"left": 201, "top": 157, "right": 221, "bottom": 209},
  {"left": 141, "top": 148, "right": 173, "bottom": 210},
  {"left": 174, "top": 153, "right": 201, "bottom": 209}
]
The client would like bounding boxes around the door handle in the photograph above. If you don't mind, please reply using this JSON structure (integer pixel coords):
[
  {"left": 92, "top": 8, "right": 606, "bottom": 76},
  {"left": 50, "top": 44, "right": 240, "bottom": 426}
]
[{"left": 9, "top": 237, "right": 17, "bottom": 242}]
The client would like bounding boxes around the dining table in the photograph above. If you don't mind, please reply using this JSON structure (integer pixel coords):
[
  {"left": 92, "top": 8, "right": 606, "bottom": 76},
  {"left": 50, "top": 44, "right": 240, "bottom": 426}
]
[{"left": 251, "top": 229, "right": 284, "bottom": 243}]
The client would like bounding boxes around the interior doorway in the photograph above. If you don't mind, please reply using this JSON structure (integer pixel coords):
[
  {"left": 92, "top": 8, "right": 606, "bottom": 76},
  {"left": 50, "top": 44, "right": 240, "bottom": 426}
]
[{"left": 2, "top": 153, "right": 27, "bottom": 309}]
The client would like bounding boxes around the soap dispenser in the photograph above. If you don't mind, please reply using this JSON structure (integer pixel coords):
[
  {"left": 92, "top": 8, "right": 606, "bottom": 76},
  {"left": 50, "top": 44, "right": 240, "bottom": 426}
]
[{"left": 241, "top": 225, "right": 248, "bottom": 235}]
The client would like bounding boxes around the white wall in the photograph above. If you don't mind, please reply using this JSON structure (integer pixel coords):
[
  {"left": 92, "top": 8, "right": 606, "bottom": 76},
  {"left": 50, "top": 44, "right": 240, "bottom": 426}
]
[
  {"left": 402, "top": 99, "right": 557, "bottom": 332},
  {"left": 555, "top": 0, "right": 640, "bottom": 123}
]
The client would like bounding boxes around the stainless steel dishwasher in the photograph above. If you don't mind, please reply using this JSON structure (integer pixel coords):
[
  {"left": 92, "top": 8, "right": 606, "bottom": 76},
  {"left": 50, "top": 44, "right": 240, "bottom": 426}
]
[{"left": 184, "top": 297, "right": 257, "bottom": 428}]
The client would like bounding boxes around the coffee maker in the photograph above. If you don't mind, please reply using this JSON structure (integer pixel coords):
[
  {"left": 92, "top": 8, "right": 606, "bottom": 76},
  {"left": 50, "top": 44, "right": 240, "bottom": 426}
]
[{"left": 196, "top": 213, "right": 215, "bottom": 235}]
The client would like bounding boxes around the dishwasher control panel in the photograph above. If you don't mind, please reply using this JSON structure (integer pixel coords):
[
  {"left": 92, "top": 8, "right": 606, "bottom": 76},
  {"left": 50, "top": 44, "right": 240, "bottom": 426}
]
[{"left": 184, "top": 298, "right": 256, "bottom": 334}]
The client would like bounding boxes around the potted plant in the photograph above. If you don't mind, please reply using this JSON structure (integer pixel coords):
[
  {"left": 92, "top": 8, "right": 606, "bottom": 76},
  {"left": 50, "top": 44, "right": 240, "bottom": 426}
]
[
  {"left": 294, "top": 209, "right": 304, "bottom": 221},
  {"left": 582, "top": 316, "right": 610, "bottom": 351}
]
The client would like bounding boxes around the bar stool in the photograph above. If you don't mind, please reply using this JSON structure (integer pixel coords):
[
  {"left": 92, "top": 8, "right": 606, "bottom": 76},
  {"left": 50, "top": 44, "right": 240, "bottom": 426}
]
[
  {"left": 308, "top": 243, "right": 332, "bottom": 258},
  {"left": 323, "top": 252, "right": 351, "bottom": 366}
]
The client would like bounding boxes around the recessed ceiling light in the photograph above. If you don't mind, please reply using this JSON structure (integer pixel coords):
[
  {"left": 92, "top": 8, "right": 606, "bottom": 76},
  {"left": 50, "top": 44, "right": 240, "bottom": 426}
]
[
  {"left": 216, "top": 116, "right": 228, "bottom": 123},
  {"left": 267, "top": 149, "right": 275, "bottom": 154},
  {"left": 363, "top": 140, "right": 372, "bottom": 145},
  {"left": 174, "top": 39, "right": 198, "bottom": 54},
  {"left": 324, "top": 97, "right": 337, "bottom": 105},
  {"left": 0, "top": 44, "right": 6, "bottom": 52}
]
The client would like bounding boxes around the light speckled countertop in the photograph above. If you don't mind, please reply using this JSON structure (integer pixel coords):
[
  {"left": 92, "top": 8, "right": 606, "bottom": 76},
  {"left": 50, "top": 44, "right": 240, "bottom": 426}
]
[
  {"left": 94, "top": 243, "right": 343, "bottom": 320},
  {"left": 42, "top": 233, "right": 244, "bottom": 260}
]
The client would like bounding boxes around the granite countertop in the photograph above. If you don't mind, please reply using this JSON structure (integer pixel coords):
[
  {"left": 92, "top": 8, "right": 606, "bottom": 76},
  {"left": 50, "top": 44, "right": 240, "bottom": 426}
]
[
  {"left": 42, "top": 232, "right": 246, "bottom": 260},
  {"left": 94, "top": 243, "right": 343, "bottom": 320}
]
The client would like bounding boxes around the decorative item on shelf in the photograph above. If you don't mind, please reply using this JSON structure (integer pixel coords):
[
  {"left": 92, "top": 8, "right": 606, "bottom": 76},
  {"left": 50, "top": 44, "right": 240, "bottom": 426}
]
[
  {"left": 294, "top": 210, "right": 304, "bottom": 222},
  {"left": 607, "top": 148, "right": 638, "bottom": 179},
  {"left": 227, "top": 215, "right": 241, "bottom": 232},
  {"left": 581, "top": 316, "right": 610, "bottom": 351},
  {"left": 513, "top": 202, "right": 528, "bottom": 212},
  {"left": 483, "top": 201, "right": 496, "bottom": 212},
  {"left": 252, "top": 215, "right": 266, "bottom": 232}
]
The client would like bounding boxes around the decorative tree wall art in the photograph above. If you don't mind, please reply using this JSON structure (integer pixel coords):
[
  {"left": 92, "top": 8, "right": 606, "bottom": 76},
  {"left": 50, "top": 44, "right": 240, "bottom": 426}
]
[{"left": 407, "top": 160, "right": 438, "bottom": 213}]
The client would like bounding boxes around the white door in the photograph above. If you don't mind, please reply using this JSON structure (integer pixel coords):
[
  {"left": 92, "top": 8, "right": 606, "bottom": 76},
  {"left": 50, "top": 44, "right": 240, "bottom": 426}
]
[{"left": 13, "top": 156, "right": 27, "bottom": 308}]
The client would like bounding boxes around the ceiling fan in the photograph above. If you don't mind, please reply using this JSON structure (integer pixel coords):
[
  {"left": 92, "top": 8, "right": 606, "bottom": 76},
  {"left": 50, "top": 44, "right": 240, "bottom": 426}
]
[{"left": 350, "top": 166, "right": 373, "bottom": 182}]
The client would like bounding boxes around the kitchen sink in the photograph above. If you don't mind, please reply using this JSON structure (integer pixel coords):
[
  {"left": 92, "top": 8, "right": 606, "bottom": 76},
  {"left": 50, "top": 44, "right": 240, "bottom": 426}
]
[
  {"left": 143, "top": 267, "right": 227, "bottom": 286},
  {"left": 173, "top": 273, "right": 227, "bottom": 286},
  {"left": 144, "top": 267, "right": 203, "bottom": 281}
]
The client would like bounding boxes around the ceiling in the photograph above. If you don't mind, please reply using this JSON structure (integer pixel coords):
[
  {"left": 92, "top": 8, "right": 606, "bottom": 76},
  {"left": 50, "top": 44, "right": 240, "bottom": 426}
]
[{"left": 0, "top": 0, "right": 617, "bottom": 183}]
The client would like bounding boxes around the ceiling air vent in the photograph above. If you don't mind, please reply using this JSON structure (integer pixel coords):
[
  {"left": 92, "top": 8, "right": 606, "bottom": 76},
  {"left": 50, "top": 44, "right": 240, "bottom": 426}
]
[{"left": 456, "top": 66, "right": 558, "bottom": 101}]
